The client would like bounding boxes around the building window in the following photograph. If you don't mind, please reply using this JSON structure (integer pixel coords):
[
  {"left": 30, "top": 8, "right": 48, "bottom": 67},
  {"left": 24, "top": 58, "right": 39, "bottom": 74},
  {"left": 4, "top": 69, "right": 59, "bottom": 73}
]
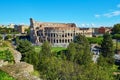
[
  {"left": 59, "top": 39, "right": 61, "bottom": 43},
  {"left": 62, "top": 34, "right": 64, "bottom": 37},
  {"left": 39, "top": 38, "right": 41, "bottom": 42},
  {"left": 57, "top": 40, "right": 58, "bottom": 43},
  {"left": 36, "top": 27, "right": 39, "bottom": 30},
  {"left": 41, "top": 39, "right": 43, "bottom": 43},
  {"left": 48, "top": 38, "right": 50, "bottom": 42},
  {"left": 54, "top": 39, "right": 55, "bottom": 43},
  {"left": 41, "top": 33, "right": 43, "bottom": 36},
  {"left": 62, "top": 39, "right": 64, "bottom": 43},
  {"left": 71, "top": 33, "right": 73, "bottom": 36},
  {"left": 76, "top": 33, "right": 78, "bottom": 35},
  {"left": 65, "top": 39, "right": 67, "bottom": 43},
  {"left": 48, "top": 33, "right": 50, "bottom": 37},
  {"left": 40, "top": 25, "right": 42, "bottom": 27},
  {"left": 45, "top": 33, "right": 47, "bottom": 35},
  {"left": 37, "top": 31, "right": 39, "bottom": 36},
  {"left": 68, "top": 39, "right": 70, "bottom": 43},
  {"left": 68, "top": 33, "right": 70, "bottom": 36},
  {"left": 65, "top": 33, "right": 67, "bottom": 37},
  {"left": 51, "top": 33, "right": 52, "bottom": 37}
]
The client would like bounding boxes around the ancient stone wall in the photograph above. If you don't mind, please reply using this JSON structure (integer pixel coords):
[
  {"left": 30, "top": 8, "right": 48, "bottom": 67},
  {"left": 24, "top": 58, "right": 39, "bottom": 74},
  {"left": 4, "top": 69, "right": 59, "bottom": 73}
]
[
  {"left": 30, "top": 18, "right": 92, "bottom": 47},
  {"left": 0, "top": 62, "right": 41, "bottom": 80}
]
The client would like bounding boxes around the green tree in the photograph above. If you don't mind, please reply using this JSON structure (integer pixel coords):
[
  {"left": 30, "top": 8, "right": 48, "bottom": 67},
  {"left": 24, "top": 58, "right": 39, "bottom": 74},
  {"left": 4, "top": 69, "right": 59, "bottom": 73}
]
[
  {"left": 36, "top": 38, "right": 114, "bottom": 80},
  {"left": 114, "top": 74, "right": 120, "bottom": 80},
  {"left": 81, "top": 64, "right": 114, "bottom": 80},
  {"left": 0, "top": 49, "right": 14, "bottom": 62},
  {"left": 73, "top": 34, "right": 92, "bottom": 65},
  {"left": 16, "top": 40, "right": 33, "bottom": 54},
  {"left": 15, "top": 37, "right": 19, "bottom": 45},
  {"left": 25, "top": 49, "right": 39, "bottom": 69},
  {"left": 112, "top": 24, "right": 120, "bottom": 34},
  {"left": 0, "top": 34, "right": 2, "bottom": 41},
  {"left": 38, "top": 41, "right": 54, "bottom": 79},
  {"left": 16, "top": 39, "right": 39, "bottom": 68},
  {"left": 97, "top": 54, "right": 108, "bottom": 67},
  {"left": 38, "top": 41, "right": 52, "bottom": 67},
  {"left": 0, "top": 27, "right": 19, "bottom": 34},
  {"left": 99, "top": 32, "right": 114, "bottom": 66},
  {"left": 66, "top": 42, "right": 76, "bottom": 61},
  {"left": 4, "top": 35, "right": 12, "bottom": 40},
  {"left": 16, "top": 40, "right": 34, "bottom": 60},
  {"left": 112, "top": 34, "right": 120, "bottom": 39},
  {"left": 5, "top": 49, "right": 14, "bottom": 62},
  {"left": 40, "top": 41, "right": 52, "bottom": 57}
]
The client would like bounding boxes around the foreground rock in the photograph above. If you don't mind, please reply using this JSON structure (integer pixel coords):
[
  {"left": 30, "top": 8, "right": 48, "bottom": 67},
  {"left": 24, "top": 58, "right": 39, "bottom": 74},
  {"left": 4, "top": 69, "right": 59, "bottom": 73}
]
[
  {"left": 0, "top": 62, "right": 41, "bottom": 80},
  {"left": 0, "top": 60, "right": 8, "bottom": 67},
  {"left": 8, "top": 48, "right": 22, "bottom": 63}
]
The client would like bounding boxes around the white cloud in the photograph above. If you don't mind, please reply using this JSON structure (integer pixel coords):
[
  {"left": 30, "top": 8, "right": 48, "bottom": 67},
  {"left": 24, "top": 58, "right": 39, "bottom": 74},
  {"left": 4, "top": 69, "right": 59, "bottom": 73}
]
[
  {"left": 103, "top": 10, "right": 120, "bottom": 17},
  {"left": 91, "top": 23, "right": 95, "bottom": 27},
  {"left": 86, "top": 24, "right": 89, "bottom": 27},
  {"left": 117, "top": 4, "right": 120, "bottom": 8},
  {"left": 94, "top": 4, "right": 120, "bottom": 18},
  {"left": 81, "top": 24, "right": 86, "bottom": 27},
  {"left": 103, "top": 13, "right": 112, "bottom": 17},
  {"left": 94, "top": 14, "right": 100, "bottom": 18},
  {"left": 76, "top": 24, "right": 81, "bottom": 27}
]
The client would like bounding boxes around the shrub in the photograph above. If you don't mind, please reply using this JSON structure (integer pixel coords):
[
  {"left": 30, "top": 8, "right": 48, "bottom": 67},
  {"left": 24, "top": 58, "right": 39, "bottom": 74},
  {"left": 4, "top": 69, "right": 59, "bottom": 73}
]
[{"left": 0, "top": 70, "right": 15, "bottom": 80}]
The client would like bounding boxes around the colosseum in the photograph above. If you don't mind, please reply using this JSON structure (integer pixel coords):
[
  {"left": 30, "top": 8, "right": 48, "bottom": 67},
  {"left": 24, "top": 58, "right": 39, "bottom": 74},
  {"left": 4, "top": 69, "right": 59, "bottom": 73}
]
[{"left": 30, "top": 18, "right": 93, "bottom": 47}]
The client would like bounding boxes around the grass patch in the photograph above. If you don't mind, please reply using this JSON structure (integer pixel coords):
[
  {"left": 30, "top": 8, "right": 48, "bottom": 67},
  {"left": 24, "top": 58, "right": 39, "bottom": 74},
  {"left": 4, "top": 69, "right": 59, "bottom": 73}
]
[
  {"left": 87, "top": 37, "right": 103, "bottom": 44},
  {"left": 0, "top": 49, "right": 14, "bottom": 62},
  {"left": 34, "top": 46, "right": 66, "bottom": 53},
  {"left": 0, "top": 70, "right": 15, "bottom": 80},
  {"left": 31, "top": 70, "right": 40, "bottom": 77},
  {"left": 0, "top": 47, "right": 9, "bottom": 51},
  {"left": 51, "top": 47, "right": 66, "bottom": 52},
  {"left": 34, "top": 46, "right": 41, "bottom": 53}
]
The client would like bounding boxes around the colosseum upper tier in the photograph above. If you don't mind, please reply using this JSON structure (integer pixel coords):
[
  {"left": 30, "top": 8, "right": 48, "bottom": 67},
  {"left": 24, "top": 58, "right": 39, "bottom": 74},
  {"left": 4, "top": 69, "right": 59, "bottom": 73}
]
[{"left": 30, "top": 18, "right": 93, "bottom": 47}]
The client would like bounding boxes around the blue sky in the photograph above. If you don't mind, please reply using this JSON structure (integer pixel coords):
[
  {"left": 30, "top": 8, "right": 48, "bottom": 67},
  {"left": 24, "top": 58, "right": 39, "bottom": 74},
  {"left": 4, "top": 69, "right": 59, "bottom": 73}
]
[{"left": 0, "top": 0, "right": 120, "bottom": 27}]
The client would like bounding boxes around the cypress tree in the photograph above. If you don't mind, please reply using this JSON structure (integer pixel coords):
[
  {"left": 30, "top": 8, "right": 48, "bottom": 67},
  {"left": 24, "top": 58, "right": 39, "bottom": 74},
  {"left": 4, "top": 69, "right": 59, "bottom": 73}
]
[{"left": 100, "top": 32, "right": 114, "bottom": 65}]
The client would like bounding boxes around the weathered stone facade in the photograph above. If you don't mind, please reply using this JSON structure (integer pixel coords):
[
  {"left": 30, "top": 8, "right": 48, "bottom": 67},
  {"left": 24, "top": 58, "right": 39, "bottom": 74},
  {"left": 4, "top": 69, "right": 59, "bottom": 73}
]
[
  {"left": 30, "top": 18, "right": 92, "bottom": 47},
  {"left": 0, "top": 62, "right": 41, "bottom": 80}
]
